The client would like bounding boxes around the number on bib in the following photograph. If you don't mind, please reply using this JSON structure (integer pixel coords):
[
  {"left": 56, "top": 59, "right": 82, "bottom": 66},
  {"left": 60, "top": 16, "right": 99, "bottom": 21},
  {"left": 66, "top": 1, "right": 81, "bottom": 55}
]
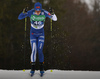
[{"left": 34, "top": 21, "right": 42, "bottom": 25}]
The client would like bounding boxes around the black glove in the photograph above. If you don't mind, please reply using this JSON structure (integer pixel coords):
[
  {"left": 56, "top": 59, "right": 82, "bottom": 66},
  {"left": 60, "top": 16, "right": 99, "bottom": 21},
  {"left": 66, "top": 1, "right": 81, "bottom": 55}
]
[
  {"left": 49, "top": 7, "right": 54, "bottom": 15},
  {"left": 23, "top": 7, "right": 28, "bottom": 13}
]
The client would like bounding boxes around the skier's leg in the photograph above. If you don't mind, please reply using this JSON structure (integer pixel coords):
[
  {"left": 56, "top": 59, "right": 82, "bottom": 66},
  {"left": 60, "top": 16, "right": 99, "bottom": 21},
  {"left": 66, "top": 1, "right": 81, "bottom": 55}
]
[
  {"left": 38, "top": 35, "right": 44, "bottom": 63},
  {"left": 30, "top": 39, "right": 37, "bottom": 63},
  {"left": 30, "top": 32, "right": 37, "bottom": 74},
  {"left": 37, "top": 35, "right": 44, "bottom": 71}
]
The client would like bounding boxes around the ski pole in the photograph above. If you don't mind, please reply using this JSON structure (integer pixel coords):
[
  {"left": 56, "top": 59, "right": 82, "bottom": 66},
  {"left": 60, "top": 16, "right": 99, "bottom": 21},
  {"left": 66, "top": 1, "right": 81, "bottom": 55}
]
[
  {"left": 49, "top": 7, "right": 53, "bottom": 72},
  {"left": 50, "top": 18, "right": 53, "bottom": 72},
  {"left": 50, "top": 18, "right": 52, "bottom": 32},
  {"left": 23, "top": 7, "right": 28, "bottom": 72},
  {"left": 23, "top": 12, "right": 27, "bottom": 72}
]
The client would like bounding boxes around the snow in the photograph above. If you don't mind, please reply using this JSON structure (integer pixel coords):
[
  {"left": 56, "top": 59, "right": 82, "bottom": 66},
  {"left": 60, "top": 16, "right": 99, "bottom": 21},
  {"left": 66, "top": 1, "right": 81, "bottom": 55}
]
[{"left": 0, "top": 70, "right": 100, "bottom": 79}]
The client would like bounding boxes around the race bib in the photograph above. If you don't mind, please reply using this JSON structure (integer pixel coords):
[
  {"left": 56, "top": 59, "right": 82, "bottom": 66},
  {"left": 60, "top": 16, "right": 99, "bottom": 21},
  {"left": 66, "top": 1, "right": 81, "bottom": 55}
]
[
  {"left": 30, "top": 15, "right": 46, "bottom": 29},
  {"left": 30, "top": 15, "right": 45, "bottom": 21}
]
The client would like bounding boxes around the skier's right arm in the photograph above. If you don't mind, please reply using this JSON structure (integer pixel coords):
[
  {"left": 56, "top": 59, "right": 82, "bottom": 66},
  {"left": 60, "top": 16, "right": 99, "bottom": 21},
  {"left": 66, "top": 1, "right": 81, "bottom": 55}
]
[
  {"left": 18, "top": 12, "right": 28, "bottom": 20},
  {"left": 18, "top": 7, "right": 28, "bottom": 20},
  {"left": 18, "top": 8, "right": 33, "bottom": 20}
]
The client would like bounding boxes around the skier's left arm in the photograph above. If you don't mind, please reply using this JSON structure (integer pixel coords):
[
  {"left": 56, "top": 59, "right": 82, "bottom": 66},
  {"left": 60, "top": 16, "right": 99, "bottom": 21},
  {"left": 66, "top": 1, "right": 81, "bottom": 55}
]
[
  {"left": 49, "top": 8, "right": 57, "bottom": 21},
  {"left": 44, "top": 9, "right": 57, "bottom": 21},
  {"left": 51, "top": 14, "right": 57, "bottom": 21}
]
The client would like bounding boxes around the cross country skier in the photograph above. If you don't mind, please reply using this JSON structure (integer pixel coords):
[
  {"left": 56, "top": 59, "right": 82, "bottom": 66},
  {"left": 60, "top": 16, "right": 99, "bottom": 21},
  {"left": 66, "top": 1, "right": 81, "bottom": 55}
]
[{"left": 18, "top": 2, "right": 57, "bottom": 77}]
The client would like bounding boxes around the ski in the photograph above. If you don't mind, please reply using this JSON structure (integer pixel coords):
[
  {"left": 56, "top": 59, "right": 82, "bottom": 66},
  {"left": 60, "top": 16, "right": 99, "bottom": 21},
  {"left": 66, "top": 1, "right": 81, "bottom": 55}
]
[{"left": 29, "top": 72, "right": 45, "bottom": 77}]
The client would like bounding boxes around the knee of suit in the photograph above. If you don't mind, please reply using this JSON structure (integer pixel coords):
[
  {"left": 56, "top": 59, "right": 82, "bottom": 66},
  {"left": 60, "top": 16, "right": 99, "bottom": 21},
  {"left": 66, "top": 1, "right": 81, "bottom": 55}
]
[
  {"left": 30, "top": 39, "right": 37, "bottom": 48},
  {"left": 38, "top": 53, "right": 44, "bottom": 62},
  {"left": 38, "top": 48, "right": 43, "bottom": 54},
  {"left": 38, "top": 42, "right": 44, "bottom": 51}
]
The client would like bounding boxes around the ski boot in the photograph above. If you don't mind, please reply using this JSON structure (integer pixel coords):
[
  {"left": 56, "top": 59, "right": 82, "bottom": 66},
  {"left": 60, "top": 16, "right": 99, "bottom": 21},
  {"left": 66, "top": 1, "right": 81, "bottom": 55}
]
[
  {"left": 40, "top": 71, "right": 44, "bottom": 77},
  {"left": 30, "top": 62, "right": 35, "bottom": 77},
  {"left": 39, "top": 62, "right": 44, "bottom": 77},
  {"left": 30, "top": 71, "right": 35, "bottom": 77}
]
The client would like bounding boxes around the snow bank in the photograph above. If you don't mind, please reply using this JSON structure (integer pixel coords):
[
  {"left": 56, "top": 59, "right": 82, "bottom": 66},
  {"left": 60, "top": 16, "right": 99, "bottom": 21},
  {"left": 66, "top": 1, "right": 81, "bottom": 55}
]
[{"left": 0, "top": 69, "right": 100, "bottom": 79}]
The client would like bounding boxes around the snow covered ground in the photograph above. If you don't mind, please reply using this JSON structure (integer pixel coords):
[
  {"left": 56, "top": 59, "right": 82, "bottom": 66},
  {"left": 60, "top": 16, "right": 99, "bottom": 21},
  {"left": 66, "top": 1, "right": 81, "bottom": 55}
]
[{"left": 0, "top": 69, "right": 100, "bottom": 79}]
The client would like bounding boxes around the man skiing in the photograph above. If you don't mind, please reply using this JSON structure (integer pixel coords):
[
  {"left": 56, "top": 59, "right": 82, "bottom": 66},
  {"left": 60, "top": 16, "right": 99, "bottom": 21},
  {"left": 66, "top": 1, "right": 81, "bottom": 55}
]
[{"left": 18, "top": 2, "right": 57, "bottom": 76}]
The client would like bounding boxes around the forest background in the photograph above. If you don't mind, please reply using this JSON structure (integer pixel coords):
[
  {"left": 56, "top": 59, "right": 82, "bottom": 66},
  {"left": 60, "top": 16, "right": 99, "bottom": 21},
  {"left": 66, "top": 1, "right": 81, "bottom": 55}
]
[{"left": 0, "top": 0, "right": 100, "bottom": 71}]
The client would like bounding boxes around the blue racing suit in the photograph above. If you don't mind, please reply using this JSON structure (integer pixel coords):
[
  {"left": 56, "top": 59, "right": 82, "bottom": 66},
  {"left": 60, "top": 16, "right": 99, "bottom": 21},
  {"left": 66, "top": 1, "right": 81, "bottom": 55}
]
[{"left": 18, "top": 9, "right": 57, "bottom": 63}]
